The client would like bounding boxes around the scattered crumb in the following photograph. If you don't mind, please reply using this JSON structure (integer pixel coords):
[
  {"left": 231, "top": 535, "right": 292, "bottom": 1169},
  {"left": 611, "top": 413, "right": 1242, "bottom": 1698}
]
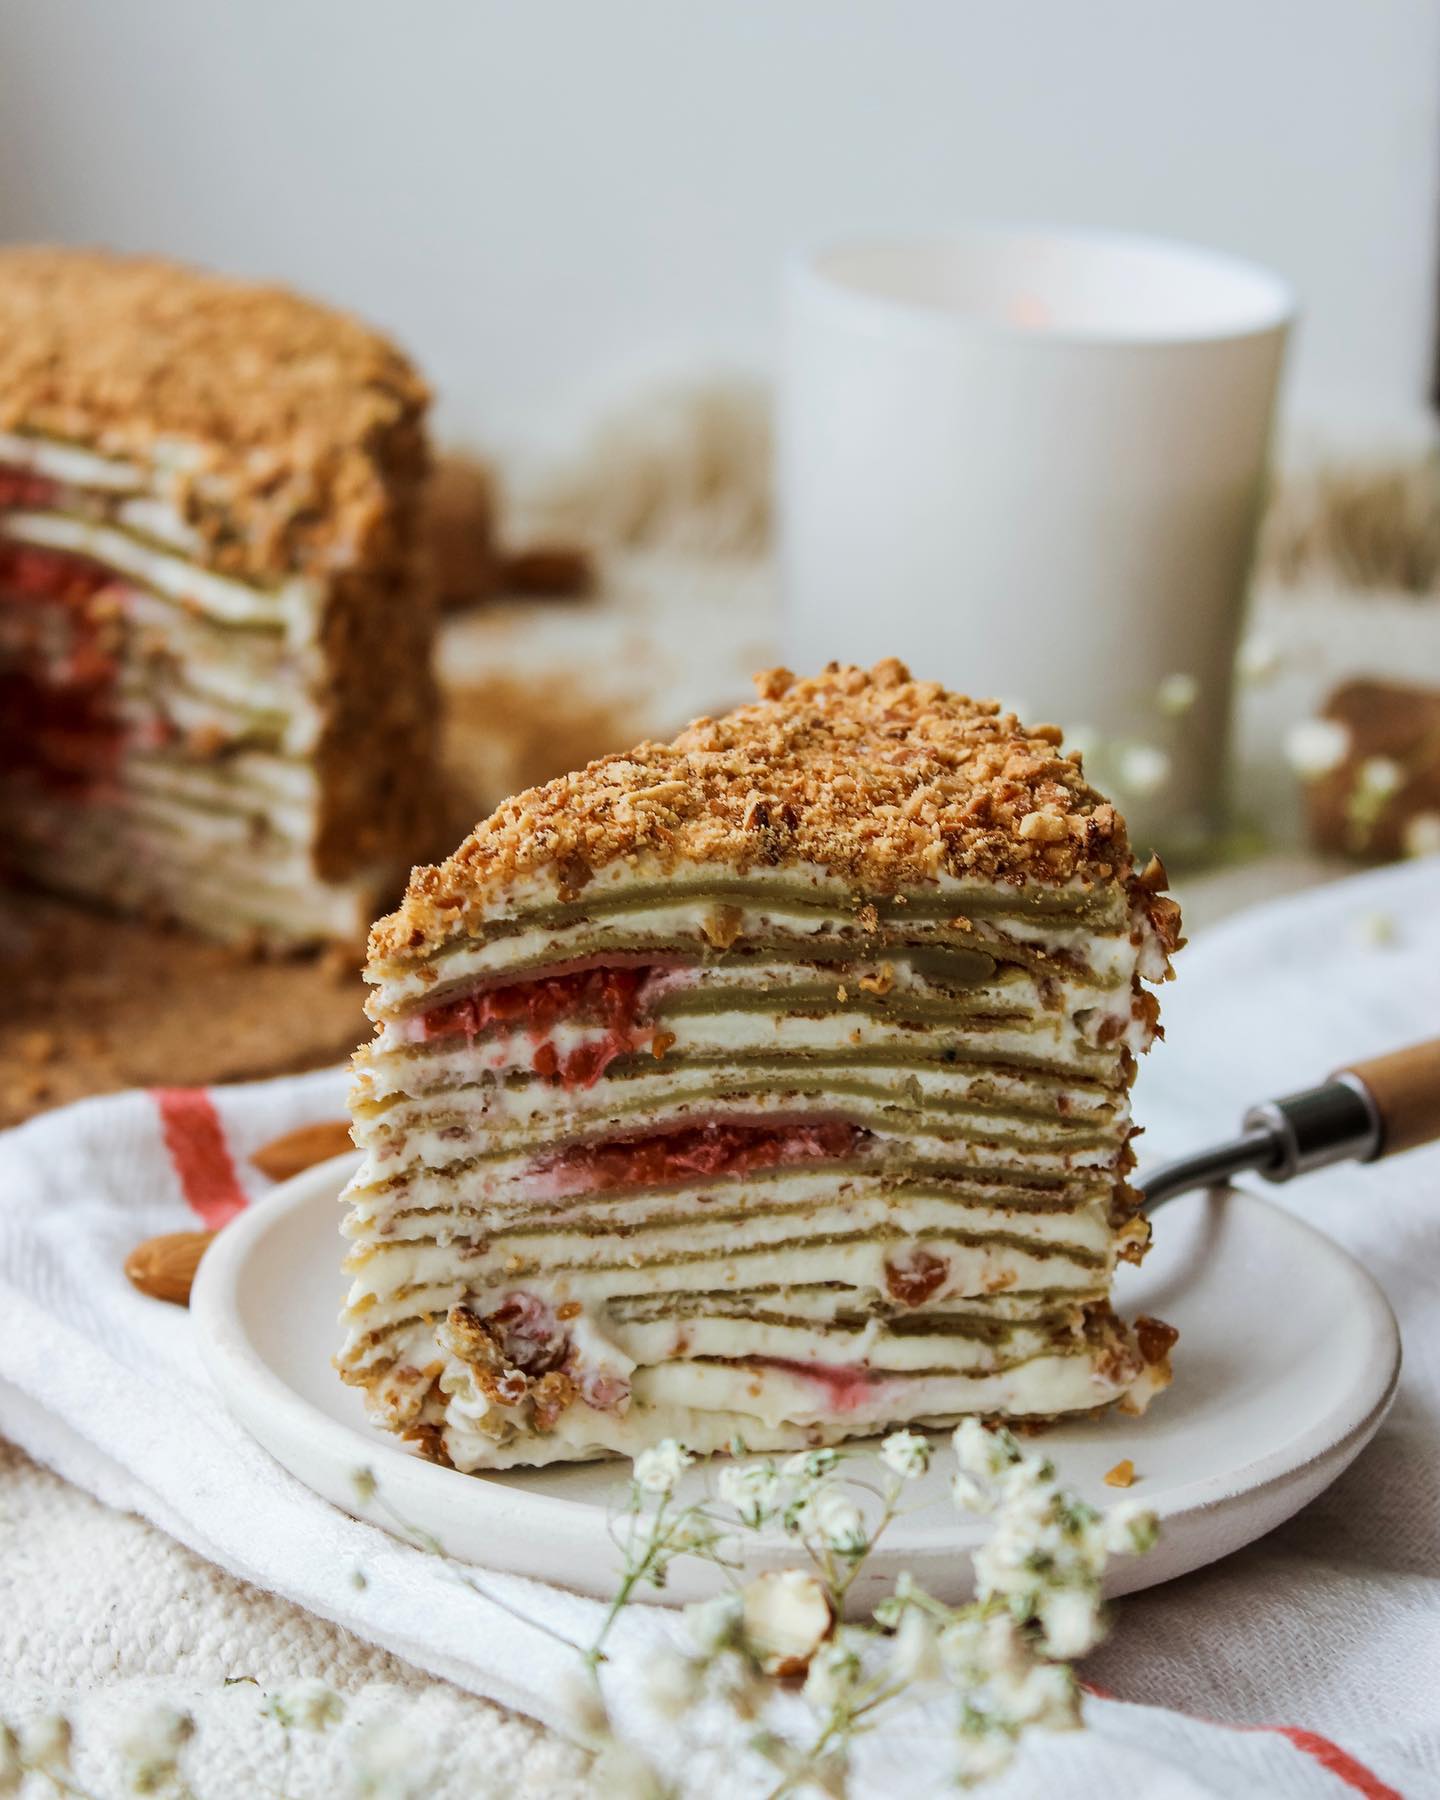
[
  {"left": 858, "top": 962, "right": 895, "bottom": 996},
  {"left": 1104, "top": 1458, "right": 1136, "bottom": 1488}
]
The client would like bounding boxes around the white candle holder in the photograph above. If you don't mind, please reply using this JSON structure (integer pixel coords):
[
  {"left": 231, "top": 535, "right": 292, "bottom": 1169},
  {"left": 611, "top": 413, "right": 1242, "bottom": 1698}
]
[{"left": 779, "top": 226, "right": 1294, "bottom": 858}]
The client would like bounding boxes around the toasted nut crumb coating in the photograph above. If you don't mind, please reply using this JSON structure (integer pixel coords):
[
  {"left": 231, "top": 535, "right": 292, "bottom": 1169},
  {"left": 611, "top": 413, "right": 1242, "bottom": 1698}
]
[
  {"left": 0, "top": 246, "right": 428, "bottom": 581},
  {"left": 373, "top": 659, "right": 1174, "bottom": 964}
]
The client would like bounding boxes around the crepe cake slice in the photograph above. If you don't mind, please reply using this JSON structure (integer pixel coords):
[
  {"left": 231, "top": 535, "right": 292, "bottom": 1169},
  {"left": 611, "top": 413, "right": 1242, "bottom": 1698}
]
[{"left": 338, "top": 660, "right": 1184, "bottom": 1470}]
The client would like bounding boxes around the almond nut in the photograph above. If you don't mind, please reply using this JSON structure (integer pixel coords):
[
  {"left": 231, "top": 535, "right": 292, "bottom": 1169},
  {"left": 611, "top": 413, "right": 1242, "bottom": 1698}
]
[
  {"left": 500, "top": 544, "right": 595, "bottom": 597},
  {"left": 125, "top": 1230, "right": 216, "bottom": 1306},
  {"left": 250, "top": 1119, "right": 354, "bottom": 1182}
]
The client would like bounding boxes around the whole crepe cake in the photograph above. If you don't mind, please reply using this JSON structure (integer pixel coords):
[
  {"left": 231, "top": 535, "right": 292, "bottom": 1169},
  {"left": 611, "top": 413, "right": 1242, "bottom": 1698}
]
[
  {"left": 338, "top": 661, "right": 1183, "bottom": 1470},
  {"left": 0, "top": 246, "right": 436, "bottom": 945}
]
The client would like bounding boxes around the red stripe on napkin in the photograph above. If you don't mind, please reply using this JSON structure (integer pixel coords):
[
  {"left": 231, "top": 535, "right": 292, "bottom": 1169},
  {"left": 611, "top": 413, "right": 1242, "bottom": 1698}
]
[
  {"left": 152, "top": 1089, "right": 249, "bottom": 1228},
  {"left": 1270, "top": 1729, "right": 1404, "bottom": 1800},
  {"left": 1080, "top": 1685, "right": 1402, "bottom": 1799}
]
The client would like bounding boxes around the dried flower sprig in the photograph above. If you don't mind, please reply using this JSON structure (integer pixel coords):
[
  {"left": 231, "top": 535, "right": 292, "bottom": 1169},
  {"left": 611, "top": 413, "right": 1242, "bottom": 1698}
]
[{"left": 572, "top": 1421, "right": 1157, "bottom": 1796}]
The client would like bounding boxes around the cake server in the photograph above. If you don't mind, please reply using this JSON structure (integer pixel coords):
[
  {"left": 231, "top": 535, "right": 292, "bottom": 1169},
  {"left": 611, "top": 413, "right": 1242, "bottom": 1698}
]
[{"left": 1138, "top": 1036, "right": 1440, "bottom": 1211}]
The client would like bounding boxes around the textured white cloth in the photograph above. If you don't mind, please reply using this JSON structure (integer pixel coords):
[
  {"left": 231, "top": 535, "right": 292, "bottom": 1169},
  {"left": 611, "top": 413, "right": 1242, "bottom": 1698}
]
[{"left": 2, "top": 859, "right": 1438, "bottom": 1798}]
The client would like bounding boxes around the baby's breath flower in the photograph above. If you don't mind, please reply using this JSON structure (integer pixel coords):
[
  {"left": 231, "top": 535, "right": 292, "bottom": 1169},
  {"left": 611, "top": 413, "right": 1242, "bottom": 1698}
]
[
  {"left": 350, "top": 1717, "right": 428, "bottom": 1800},
  {"left": 264, "top": 1679, "right": 344, "bottom": 1733},
  {"left": 980, "top": 1612, "right": 1030, "bottom": 1680},
  {"left": 557, "top": 1670, "right": 610, "bottom": 1742},
  {"left": 879, "top": 1429, "right": 931, "bottom": 1480},
  {"left": 890, "top": 1606, "right": 944, "bottom": 1684},
  {"left": 1285, "top": 717, "right": 1350, "bottom": 779},
  {"left": 633, "top": 1439, "right": 693, "bottom": 1495},
  {"left": 645, "top": 1650, "right": 702, "bottom": 1720},
  {"left": 802, "top": 1485, "right": 869, "bottom": 1557},
  {"left": 708, "top": 1650, "right": 768, "bottom": 1722},
  {"left": 1116, "top": 743, "right": 1173, "bottom": 797},
  {"left": 953, "top": 1419, "right": 1014, "bottom": 1481},
  {"left": 592, "top": 1740, "right": 670, "bottom": 1799},
  {"left": 998, "top": 1452, "right": 1055, "bottom": 1504},
  {"left": 683, "top": 1590, "right": 744, "bottom": 1657},
  {"left": 803, "top": 1636, "right": 863, "bottom": 1715},
  {"left": 0, "top": 1725, "right": 20, "bottom": 1800},
  {"left": 950, "top": 1472, "right": 994, "bottom": 1516},
  {"left": 784, "top": 1447, "right": 841, "bottom": 1482},
  {"left": 1036, "top": 1585, "right": 1103, "bottom": 1660},
  {"left": 663, "top": 1509, "right": 718, "bottom": 1556},
  {"left": 1237, "top": 633, "right": 1283, "bottom": 684},
  {"left": 1103, "top": 1499, "right": 1159, "bottom": 1556},
  {"left": 1357, "top": 755, "right": 1403, "bottom": 798},
  {"left": 21, "top": 1715, "right": 71, "bottom": 1773},
  {"left": 1404, "top": 811, "right": 1440, "bottom": 858},
  {"left": 1004, "top": 1663, "right": 1082, "bottom": 1730},
  {"left": 1063, "top": 724, "right": 1100, "bottom": 764},
  {"left": 121, "top": 1705, "right": 195, "bottom": 1795},
  {"left": 716, "top": 1460, "right": 781, "bottom": 1524},
  {"left": 1155, "top": 672, "right": 1199, "bottom": 716},
  {"left": 953, "top": 1719, "right": 1016, "bottom": 1786}
]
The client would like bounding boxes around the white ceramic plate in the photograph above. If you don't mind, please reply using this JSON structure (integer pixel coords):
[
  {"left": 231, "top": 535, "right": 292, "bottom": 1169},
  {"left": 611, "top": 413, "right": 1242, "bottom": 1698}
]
[{"left": 192, "top": 1153, "right": 1400, "bottom": 1609}]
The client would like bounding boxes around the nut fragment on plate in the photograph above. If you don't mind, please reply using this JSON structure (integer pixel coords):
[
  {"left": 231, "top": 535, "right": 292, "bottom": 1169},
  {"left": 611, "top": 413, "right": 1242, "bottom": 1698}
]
[
  {"left": 125, "top": 1230, "right": 216, "bottom": 1306},
  {"left": 250, "top": 1120, "right": 354, "bottom": 1181},
  {"left": 739, "top": 1569, "right": 835, "bottom": 1676},
  {"left": 1104, "top": 1458, "right": 1137, "bottom": 1488}
]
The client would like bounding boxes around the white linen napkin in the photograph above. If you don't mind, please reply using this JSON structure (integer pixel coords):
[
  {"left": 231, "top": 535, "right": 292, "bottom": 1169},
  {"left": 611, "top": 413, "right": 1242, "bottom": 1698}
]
[{"left": 2, "top": 859, "right": 1438, "bottom": 1798}]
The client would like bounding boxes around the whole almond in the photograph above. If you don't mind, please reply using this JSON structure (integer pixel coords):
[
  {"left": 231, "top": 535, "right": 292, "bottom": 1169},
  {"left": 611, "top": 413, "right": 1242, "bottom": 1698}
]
[
  {"left": 501, "top": 544, "right": 595, "bottom": 597},
  {"left": 250, "top": 1119, "right": 354, "bottom": 1182},
  {"left": 125, "top": 1230, "right": 216, "bottom": 1306}
]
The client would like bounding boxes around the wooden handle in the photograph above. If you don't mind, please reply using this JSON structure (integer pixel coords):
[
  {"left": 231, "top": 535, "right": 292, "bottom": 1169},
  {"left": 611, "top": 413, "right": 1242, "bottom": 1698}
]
[{"left": 1335, "top": 1038, "right": 1440, "bottom": 1158}]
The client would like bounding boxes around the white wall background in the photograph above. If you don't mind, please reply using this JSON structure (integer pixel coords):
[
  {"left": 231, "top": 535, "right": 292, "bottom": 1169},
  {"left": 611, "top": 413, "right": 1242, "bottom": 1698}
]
[{"left": 1, "top": 0, "right": 1436, "bottom": 453}]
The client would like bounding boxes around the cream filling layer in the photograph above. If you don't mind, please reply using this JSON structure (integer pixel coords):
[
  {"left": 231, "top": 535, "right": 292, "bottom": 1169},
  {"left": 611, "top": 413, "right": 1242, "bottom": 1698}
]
[
  {"left": 367, "top": 859, "right": 1139, "bottom": 984},
  {"left": 341, "top": 1232, "right": 1107, "bottom": 1358},
  {"left": 369, "top": 899, "right": 1140, "bottom": 1018},
  {"left": 356, "top": 1013, "right": 1122, "bottom": 1121},
  {"left": 4, "top": 813, "right": 377, "bottom": 939},
  {"left": 1, "top": 509, "right": 323, "bottom": 643},
  {"left": 431, "top": 1353, "right": 1130, "bottom": 1471},
  {"left": 358, "top": 1090, "right": 1121, "bottom": 1183},
  {"left": 0, "top": 429, "right": 147, "bottom": 492}
]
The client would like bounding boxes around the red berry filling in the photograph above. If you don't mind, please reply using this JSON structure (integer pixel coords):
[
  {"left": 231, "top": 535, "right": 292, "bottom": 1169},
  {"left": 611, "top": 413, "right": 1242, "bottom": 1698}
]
[
  {"left": 0, "top": 535, "right": 127, "bottom": 788},
  {"left": 535, "top": 1119, "right": 867, "bottom": 1196},
  {"left": 0, "top": 464, "right": 61, "bottom": 511},
  {"left": 417, "top": 965, "right": 660, "bottom": 1089}
]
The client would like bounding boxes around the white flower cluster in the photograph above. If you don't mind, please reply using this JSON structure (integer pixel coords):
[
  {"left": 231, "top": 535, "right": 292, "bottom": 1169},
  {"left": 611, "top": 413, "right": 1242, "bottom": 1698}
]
[
  {"left": 959, "top": 1420, "right": 1155, "bottom": 1650},
  {"left": 632, "top": 1438, "right": 694, "bottom": 1494},
  {"left": 121, "top": 1705, "right": 196, "bottom": 1795},
  {"left": 0, "top": 1716, "right": 73, "bottom": 1798},
  {"left": 608, "top": 1422, "right": 1159, "bottom": 1792},
  {"left": 262, "top": 1678, "right": 345, "bottom": 1734}
]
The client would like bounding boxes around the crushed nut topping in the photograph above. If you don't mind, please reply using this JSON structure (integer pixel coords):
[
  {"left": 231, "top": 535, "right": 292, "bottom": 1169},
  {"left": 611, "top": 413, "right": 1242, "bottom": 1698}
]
[
  {"left": 374, "top": 660, "right": 1162, "bottom": 965},
  {"left": 0, "top": 246, "right": 428, "bottom": 580}
]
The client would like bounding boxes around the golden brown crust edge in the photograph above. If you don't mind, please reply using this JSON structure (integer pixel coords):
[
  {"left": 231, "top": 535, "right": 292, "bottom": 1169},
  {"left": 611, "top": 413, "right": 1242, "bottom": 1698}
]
[{"left": 371, "top": 659, "right": 1184, "bottom": 966}]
